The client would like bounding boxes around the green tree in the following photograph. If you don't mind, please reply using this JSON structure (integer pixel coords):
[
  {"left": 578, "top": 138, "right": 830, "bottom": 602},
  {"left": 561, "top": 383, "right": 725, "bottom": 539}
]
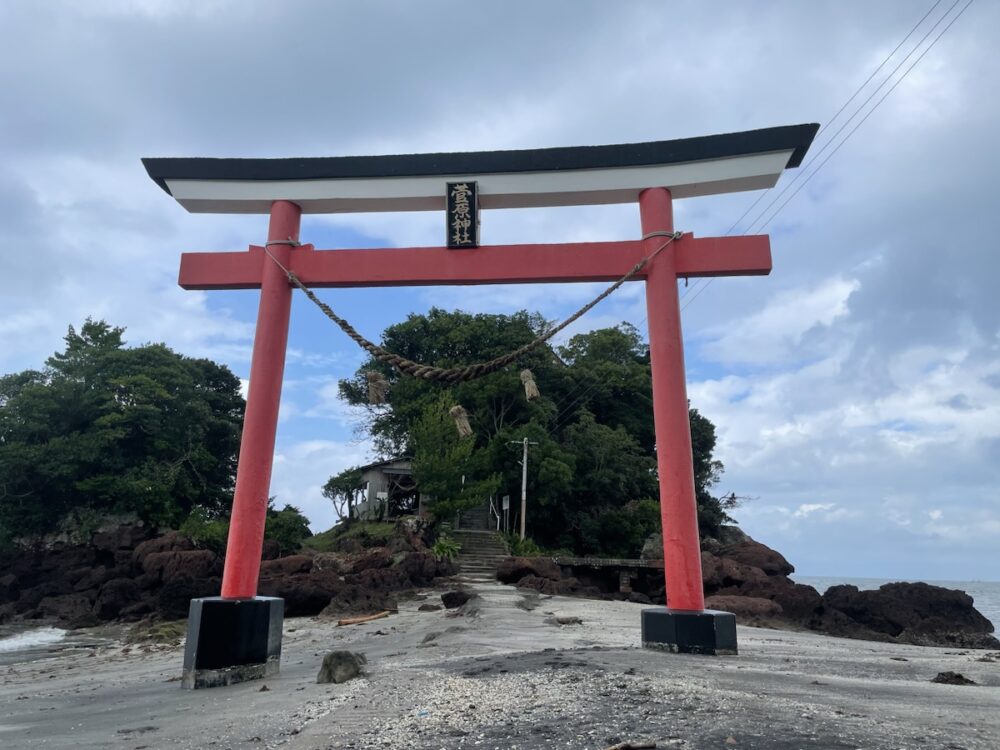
[
  {"left": 0, "top": 319, "right": 244, "bottom": 537},
  {"left": 335, "top": 309, "right": 733, "bottom": 554},
  {"left": 321, "top": 466, "right": 365, "bottom": 520},
  {"left": 411, "top": 393, "right": 501, "bottom": 520}
]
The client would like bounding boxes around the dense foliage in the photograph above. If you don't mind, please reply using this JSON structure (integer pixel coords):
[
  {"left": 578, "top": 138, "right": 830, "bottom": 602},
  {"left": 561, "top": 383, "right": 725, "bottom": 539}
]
[
  {"left": 335, "top": 308, "right": 733, "bottom": 557},
  {"left": 0, "top": 319, "right": 244, "bottom": 538},
  {"left": 180, "top": 501, "right": 312, "bottom": 556}
]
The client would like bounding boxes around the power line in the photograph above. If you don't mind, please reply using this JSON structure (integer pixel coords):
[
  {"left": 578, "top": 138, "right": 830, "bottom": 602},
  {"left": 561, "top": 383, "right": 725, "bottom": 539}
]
[{"left": 680, "top": 0, "right": 974, "bottom": 313}]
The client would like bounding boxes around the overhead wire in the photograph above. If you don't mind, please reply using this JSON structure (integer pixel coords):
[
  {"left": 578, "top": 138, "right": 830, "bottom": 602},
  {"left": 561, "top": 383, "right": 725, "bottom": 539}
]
[{"left": 537, "top": 0, "right": 973, "bottom": 434}]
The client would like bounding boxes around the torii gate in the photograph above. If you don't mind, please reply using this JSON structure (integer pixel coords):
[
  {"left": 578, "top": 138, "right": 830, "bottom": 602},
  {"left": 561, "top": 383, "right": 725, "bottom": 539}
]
[{"left": 144, "top": 123, "right": 817, "bottom": 688}]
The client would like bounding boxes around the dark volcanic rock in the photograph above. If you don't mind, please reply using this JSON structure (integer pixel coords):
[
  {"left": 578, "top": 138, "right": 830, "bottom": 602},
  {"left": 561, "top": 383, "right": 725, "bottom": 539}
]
[
  {"left": 931, "top": 671, "right": 977, "bottom": 685},
  {"left": 350, "top": 548, "right": 393, "bottom": 573},
  {"left": 92, "top": 523, "right": 149, "bottom": 552},
  {"left": 701, "top": 551, "right": 768, "bottom": 592},
  {"left": 156, "top": 577, "right": 220, "bottom": 620},
  {"left": 441, "top": 590, "right": 472, "bottom": 609},
  {"left": 94, "top": 578, "right": 141, "bottom": 620},
  {"left": 132, "top": 531, "right": 194, "bottom": 566},
  {"left": 731, "top": 577, "right": 825, "bottom": 623},
  {"left": 0, "top": 573, "right": 19, "bottom": 603},
  {"left": 720, "top": 539, "right": 794, "bottom": 576},
  {"left": 516, "top": 574, "right": 600, "bottom": 598},
  {"left": 259, "top": 554, "right": 313, "bottom": 578},
  {"left": 317, "top": 650, "right": 366, "bottom": 684},
  {"left": 705, "top": 594, "right": 783, "bottom": 620},
  {"left": 321, "top": 586, "right": 396, "bottom": 618},
  {"left": 823, "top": 582, "right": 999, "bottom": 649},
  {"left": 258, "top": 571, "right": 342, "bottom": 616},
  {"left": 143, "top": 550, "right": 220, "bottom": 581},
  {"left": 497, "top": 557, "right": 562, "bottom": 584},
  {"left": 37, "top": 594, "right": 99, "bottom": 628}
]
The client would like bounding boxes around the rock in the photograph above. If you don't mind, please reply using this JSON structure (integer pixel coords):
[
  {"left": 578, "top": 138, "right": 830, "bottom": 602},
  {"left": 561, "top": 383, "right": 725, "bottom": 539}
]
[
  {"left": 350, "top": 548, "right": 393, "bottom": 573},
  {"left": 259, "top": 555, "right": 313, "bottom": 578},
  {"left": 496, "top": 557, "right": 562, "bottom": 584},
  {"left": 627, "top": 592, "right": 652, "bottom": 604},
  {"left": 321, "top": 586, "right": 396, "bottom": 618},
  {"left": 0, "top": 573, "right": 19, "bottom": 603},
  {"left": 441, "top": 590, "right": 472, "bottom": 609},
  {"left": 398, "top": 551, "right": 456, "bottom": 586},
  {"left": 701, "top": 552, "right": 768, "bottom": 592},
  {"left": 143, "top": 550, "right": 220, "bottom": 581},
  {"left": 91, "top": 523, "right": 149, "bottom": 552},
  {"left": 93, "top": 578, "right": 141, "bottom": 620},
  {"left": 823, "top": 582, "right": 998, "bottom": 648},
  {"left": 37, "top": 594, "right": 99, "bottom": 628},
  {"left": 258, "top": 571, "right": 342, "bottom": 616},
  {"left": 418, "top": 604, "right": 441, "bottom": 612},
  {"left": 720, "top": 539, "right": 794, "bottom": 576},
  {"left": 732, "top": 577, "right": 824, "bottom": 623},
  {"left": 311, "top": 553, "right": 341, "bottom": 573},
  {"left": 931, "top": 671, "right": 977, "bottom": 685},
  {"left": 705, "top": 595, "right": 783, "bottom": 620},
  {"left": 71, "top": 566, "right": 115, "bottom": 593},
  {"left": 16, "top": 580, "right": 74, "bottom": 612},
  {"left": 156, "top": 577, "right": 220, "bottom": 620},
  {"left": 640, "top": 533, "right": 662, "bottom": 560},
  {"left": 260, "top": 539, "right": 281, "bottom": 560},
  {"left": 316, "top": 650, "right": 366, "bottom": 684},
  {"left": 132, "top": 532, "right": 194, "bottom": 566}
]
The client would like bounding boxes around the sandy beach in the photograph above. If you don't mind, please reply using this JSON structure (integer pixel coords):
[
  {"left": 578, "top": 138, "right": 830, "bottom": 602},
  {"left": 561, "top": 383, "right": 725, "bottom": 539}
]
[{"left": 2, "top": 581, "right": 998, "bottom": 750}]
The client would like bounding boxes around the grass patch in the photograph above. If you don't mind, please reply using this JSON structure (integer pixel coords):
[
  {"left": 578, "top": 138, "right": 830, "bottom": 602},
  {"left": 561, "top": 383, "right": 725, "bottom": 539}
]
[{"left": 302, "top": 521, "right": 395, "bottom": 552}]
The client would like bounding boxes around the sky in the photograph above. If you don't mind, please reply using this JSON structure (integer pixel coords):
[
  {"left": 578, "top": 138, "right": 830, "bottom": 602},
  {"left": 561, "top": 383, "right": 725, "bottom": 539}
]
[{"left": 1, "top": 0, "right": 997, "bottom": 581}]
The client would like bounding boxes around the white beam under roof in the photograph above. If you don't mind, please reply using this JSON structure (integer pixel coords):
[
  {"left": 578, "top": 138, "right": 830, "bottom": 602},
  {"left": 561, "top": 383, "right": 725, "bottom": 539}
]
[{"left": 143, "top": 124, "right": 818, "bottom": 215}]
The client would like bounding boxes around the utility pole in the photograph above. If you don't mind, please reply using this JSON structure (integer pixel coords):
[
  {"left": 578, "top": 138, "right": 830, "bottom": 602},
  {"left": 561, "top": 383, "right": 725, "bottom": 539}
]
[{"left": 509, "top": 437, "right": 538, "bottom": 541}]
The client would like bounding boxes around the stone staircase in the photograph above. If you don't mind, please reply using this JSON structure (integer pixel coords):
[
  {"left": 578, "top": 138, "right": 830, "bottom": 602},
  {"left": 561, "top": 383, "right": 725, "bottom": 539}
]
[{"left": 451, "top": 530, "right": 509, "bottom": 582}]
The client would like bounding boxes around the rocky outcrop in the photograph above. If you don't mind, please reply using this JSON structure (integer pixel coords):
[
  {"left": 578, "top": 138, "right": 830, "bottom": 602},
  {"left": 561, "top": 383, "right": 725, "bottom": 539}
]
[
  {"left": 496, "top": 557, "right": 562, "bottom": 584},
  {"left": 822, "top": 582, "right": 999, "bottom": 649},
  {"left": 0, "top": 520, "right": 457, "bottom": 626},
  {"left": 495, "top": 531, "right": 998, "bottom": 650}
]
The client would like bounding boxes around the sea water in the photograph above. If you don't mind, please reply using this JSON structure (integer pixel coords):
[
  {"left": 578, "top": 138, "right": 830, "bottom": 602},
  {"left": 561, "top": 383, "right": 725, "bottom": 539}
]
[{"left": 795, "top": 575, "right": 1000, "bottom": 633}]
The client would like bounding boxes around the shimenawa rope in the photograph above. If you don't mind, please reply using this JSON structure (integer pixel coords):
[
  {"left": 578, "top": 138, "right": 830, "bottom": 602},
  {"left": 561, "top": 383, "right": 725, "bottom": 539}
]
[{"left": 262, "top": 231, "right": 681, "bottom": 384}]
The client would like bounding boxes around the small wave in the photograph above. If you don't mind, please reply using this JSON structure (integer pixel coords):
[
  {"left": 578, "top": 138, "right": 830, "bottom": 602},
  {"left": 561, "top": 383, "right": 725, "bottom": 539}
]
[{"left": 0, "top": 627, "right": 68, "bottom": 653}]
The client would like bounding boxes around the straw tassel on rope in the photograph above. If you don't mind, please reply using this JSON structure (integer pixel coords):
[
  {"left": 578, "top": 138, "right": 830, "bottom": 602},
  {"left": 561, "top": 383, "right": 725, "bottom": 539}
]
[
  {"left": 367, "top": 371, "right": 390, "bottom": 404},
  {"left": 449, "top": 405, "right": 473, "bottom": 438},
  {"left": 520, "top": 369, "right": 540, "bottom": 401}
]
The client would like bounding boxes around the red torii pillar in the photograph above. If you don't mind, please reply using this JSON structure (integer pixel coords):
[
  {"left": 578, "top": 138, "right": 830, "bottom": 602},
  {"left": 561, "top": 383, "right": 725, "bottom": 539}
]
[{"left": 180, "top": 188, "right": 767, "bottom": 664}]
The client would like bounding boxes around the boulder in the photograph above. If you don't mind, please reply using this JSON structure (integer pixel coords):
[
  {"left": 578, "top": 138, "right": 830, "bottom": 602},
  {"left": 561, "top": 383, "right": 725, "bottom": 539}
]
[
  {"left": 350, "top": 548, "right": 393, "bottom": 573},
  {"left": 705, "top": 594, "right": 783, "bottom": 621},
  {"left": 259, "top": 555, "right": 313, "bottom": 578},
  {"left": 143, "top": 550, "right": 220, "bottom": 581},
  {"left": 701, "top": 552, "right": 768, "bottom": 592},
  {"left": 261, "top": 539, "right": 281, "bottom": 560},
  {"left": 823, "top": 582, "right": 999, "bottom": 648},
  {"left": 93, "top": 578, "right": 141, "bottom": 620},
  {"left": 132, "top": 532, "right": 194, "bottom": 566},
  {"left": 258, "top": 571, "right": 342, "bottom": 616},
  {"left": 91, "top": 523, "right": 149, "bottom": 552},
  {"left": 733, "top": 577, "right": 824, "bottom": 623},
  {"left": 316, "top": 651, "right": 366, "bottom": 684},
  {"left": 156, "top": 577, "right": 220, "bottom": 620},
  {"left": 398, "top": 551, "right": 456, "bottom": 586},
  {"left": 720, "top": 539, "right": 794, "bottom": 576},
  {"left": 640, "top": 533, "right": 663, "bottom": 560},
  {"left": 441, "top": 590, "right": 472, "bottom": 609},
  {"left": 0, "top": 573, "right": 19, "bottom": 603},
  {"left": 37, "top": 593, "right": 99, "bottom": 628},
  {"left": 321, "top": 586, "right": 397, "bottom": 618},
  {"left": 496, "top": 557, "right": 562, "bottom": 584}
]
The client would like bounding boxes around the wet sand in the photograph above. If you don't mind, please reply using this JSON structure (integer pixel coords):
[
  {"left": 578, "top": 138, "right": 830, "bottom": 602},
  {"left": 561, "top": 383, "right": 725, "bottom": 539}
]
[{"left": 1, "top": 581, "right": 998, "bottom": 749}]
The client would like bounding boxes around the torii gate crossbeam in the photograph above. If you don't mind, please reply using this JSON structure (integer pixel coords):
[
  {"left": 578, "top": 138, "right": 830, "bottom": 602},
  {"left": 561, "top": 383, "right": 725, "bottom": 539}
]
[{"left": 144, "top": 123, "right": 818, "bottom": 688}]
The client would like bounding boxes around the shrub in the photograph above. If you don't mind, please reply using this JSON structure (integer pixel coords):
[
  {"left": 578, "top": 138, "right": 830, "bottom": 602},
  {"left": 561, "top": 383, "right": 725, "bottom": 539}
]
[{"left": 431, "top": 533, "right": 461, "bottom": 561}]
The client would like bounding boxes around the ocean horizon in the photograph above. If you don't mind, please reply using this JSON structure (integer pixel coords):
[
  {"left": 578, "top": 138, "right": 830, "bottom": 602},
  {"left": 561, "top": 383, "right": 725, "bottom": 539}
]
[{"left": 795, "top": 575, "right": 1000, "bottom": 633}]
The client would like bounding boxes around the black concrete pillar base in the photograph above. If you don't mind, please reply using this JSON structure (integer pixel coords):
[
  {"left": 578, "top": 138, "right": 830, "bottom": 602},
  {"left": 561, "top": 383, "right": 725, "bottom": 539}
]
[
  {"left": 182, "top": 596, "right": 284, "bottom": 689},
  {"left": 641, "top": 607, "right": 738, "bottom": 655}
]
